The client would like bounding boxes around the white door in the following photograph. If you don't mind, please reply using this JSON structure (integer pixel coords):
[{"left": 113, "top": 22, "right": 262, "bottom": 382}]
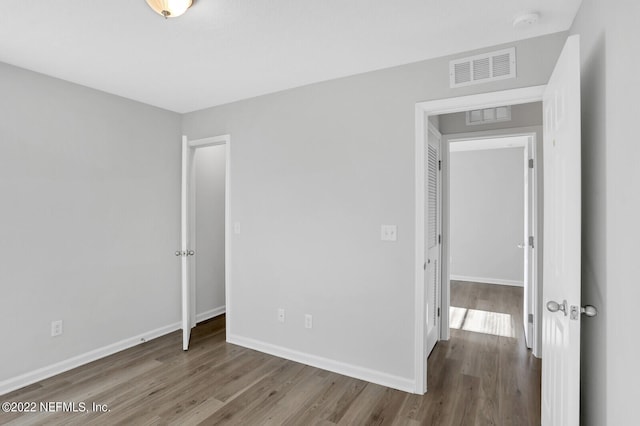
[
  {"left": 523, "top": 141, "right": 535, "bottom": 350},
  {"left": 541, "top": 35, "right": 581, "bottom": 425},
  {"left": 425, "top": 124, "right": 442, "bottom": 355},
  {"left": 180, "top": 136, "right": 196, "bottom": 351}
]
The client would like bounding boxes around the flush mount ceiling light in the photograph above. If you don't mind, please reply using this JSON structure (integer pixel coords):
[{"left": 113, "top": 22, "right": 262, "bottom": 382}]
[
  {"left": 145, "top": 0, "right": 193, "bottom": 19},
  {"left": 513, "top": 12, "right": 540, "bottom": 28}
]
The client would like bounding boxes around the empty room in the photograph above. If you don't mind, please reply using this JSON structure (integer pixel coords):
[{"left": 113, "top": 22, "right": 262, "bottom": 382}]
[{"left": 1, "top": 1, "right": 638, "bottom": 425}]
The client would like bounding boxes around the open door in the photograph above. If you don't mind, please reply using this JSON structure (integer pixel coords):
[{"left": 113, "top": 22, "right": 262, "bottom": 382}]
[
  {"left": 180, "top": 135, "right": 196, "bottom": 351},
  {"left": 541, "top": 35, "right": 581, "bottom": 425},
  {"left": 523, "top": 137, "right": 536, "bottom": 350},
  {"left": 425, "top": 124, "right": 442, "bottom": 355}
]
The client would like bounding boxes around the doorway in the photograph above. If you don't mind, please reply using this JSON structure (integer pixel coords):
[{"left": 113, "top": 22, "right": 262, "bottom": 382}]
[
  {"left": 415, "top": 35, "right": 582, "bottom": 424},
  {"left": 413, "top": 86, "right": 545, "bottom": 393},
  {"left": 180, "top": 134, "right": 231, "bottom": 351},
  {"left": 193, "top": 143, "right": 227, "bottom": 323},
  {"left": 446, "top": 130, "right": 538, "bottom": 352}
]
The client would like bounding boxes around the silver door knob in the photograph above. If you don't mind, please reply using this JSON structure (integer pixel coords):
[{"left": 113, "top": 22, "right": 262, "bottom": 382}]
[
  {"left": 187, "top": 250, "right": 195, "bottom": 256},
  {"left": 517, "top": 243, "right": 526, "bottom": 249},
  {"left": 581, "top": 305, "right": 598, "bottom": 317},
  {"left": 175, "top": 251, "right": 182, "bottom": 256},
  {"left": 547, "top": 300, "right": 568, "bottom": 316}
]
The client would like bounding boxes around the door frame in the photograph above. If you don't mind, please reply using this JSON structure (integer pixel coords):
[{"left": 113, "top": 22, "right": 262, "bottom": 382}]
[
  {"left": 182, "top": 134, "right": 232, "bottom": 347},
  {"left": 446, "top": 130, "right": 539, "bottom": 353},
  {"left": 413, "top": 85, "right": 545, "bottom": 393}
]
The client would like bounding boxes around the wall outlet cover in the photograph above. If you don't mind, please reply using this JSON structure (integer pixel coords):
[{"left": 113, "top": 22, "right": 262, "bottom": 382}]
[
  {"left": 305, "top": 314, "right": 313, "bottom": 329},
  {"left": 51, "top": 320, "right": 63, "bottom": 337},
  {"left": 381, "top": 225, "right": 397, "bottom": 241}
]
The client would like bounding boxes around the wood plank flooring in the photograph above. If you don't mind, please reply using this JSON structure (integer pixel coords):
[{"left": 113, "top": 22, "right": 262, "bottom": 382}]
[{"left": 1, "top": 281, "right": 540, "bottom": 425}]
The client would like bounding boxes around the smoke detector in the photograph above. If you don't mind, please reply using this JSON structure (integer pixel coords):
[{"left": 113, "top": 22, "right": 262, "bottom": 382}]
[{"left": 513, "top": 12, "right": 540, "bottom": 28}]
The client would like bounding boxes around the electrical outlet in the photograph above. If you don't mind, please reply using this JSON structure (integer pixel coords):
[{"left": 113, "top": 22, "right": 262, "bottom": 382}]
[
  {"left": 51, "top": 320, "right": 63, "bottom": 337},
  {"left": 277, "top": 308, "right": 285, "bottom": 323},
  {"left": 381, "top": 225, "right": 397, "bottom": 241},
  {"left": 304, "top": 314, "right": 313, "bottom": 329}
]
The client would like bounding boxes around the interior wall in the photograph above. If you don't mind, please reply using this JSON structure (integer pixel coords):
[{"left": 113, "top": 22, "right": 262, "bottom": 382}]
[
  {"left": 439, "top": 102, "right": 542, "bottom": 134},
  {"left": 606, "top": 1, "right": 640, "bottom": 423},
  {"left": 570, "top": 2, "right": 606, "bottom": 424},
  {"left": 428, "top": 115, "right": 440, "bottom": 131},
  {"left": 571, "top": 0, "right": 640, "bottom": 425},
  {"left": 0, "top": 62, "right": 182, "bottom": 386},
  {"left": 449, "top": 147, "right": 524, "bottom": 285},
  {"left": 194, "top": 145, "right": 226, "bottom": 317},
  {"left": 182, "top": 32, "right": 567, "bottom": 386}
]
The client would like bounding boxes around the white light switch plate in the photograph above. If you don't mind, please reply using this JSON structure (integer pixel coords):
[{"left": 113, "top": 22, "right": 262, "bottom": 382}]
[
  {"left": 381, "top": 225, "right": 397, "bottom": 241},
  {"left": 233, "top": 222, "right": 241, "bottom": 234}
]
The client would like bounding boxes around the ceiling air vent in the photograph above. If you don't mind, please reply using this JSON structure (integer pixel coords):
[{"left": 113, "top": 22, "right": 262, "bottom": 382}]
[{"left": 450, "top": 48, "right": 516, "bottom": 88}]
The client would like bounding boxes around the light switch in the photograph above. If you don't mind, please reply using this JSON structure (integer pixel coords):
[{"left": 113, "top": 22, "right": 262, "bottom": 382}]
[
  {"left": 233, "top": 222, "right": 241, "bottom": 234},
  {"left": 381, "top": 225, "right": 397, "bottom": 241}
]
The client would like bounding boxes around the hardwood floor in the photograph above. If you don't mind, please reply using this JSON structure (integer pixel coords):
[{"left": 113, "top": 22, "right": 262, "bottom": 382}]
[{"left": 1, "top": 281, "right": 540, "bottom": 425}]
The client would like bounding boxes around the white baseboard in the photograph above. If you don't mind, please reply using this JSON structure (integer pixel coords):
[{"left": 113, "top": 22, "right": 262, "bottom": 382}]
[
  {"left": 450, "top": 275, "right": 523, "bottom": 287},
  {"left": 227, "top": 333, "right": 415, "bottom": 394},
  {"left": 0, "top": 322, "right": 181, "bottom": 396},
  {"left": 196, "top": 306, "right": 226, "bottom": 323}
]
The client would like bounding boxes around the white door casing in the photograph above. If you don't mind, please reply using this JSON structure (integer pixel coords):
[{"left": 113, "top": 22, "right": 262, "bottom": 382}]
[
  {"left": 541, "top": 35, "right": 582, "bottom": 426},
  {"left": 523, "top": 138, "right": 536, "bottom": 350},
  {"left": 181, "top": 136, "right": 193, "bottom": 351},
  {"left": 426, "top": 124, "right": 442, "bottom": 355},
  {"left": 447, "top": 133, "right": 536, "bottom": 349},
  {"left": 181, "top": 134, "right": 231, "bottom": 351},
  {"left": 415, "top": 86, "right": 545, "bottom": 394}
]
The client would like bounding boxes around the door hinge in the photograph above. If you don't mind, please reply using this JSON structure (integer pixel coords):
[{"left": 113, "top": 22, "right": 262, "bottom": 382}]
[
  {"left": 437, "top": 307, "right": 441, "bottom": 317},
  {"left": 438, "top": 234, "right": 441, "bottom": 244},
  {"left": 529, "top": 236, "right": 534, "bottom": 248},
  {"left": 528, "top": 159, "right": 534, "bottom": 169},
  {"left": 438, "top": 160, "right": 442, "bottom": 171},
  {"left": 528, "top": 314, "right": 534, "bottom": 324},
  {"left": 423, "top": 261, "right": 427, "bottom": 270}
]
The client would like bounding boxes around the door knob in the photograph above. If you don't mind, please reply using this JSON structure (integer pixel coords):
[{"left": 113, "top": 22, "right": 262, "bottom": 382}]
[
  {"left": 175, "top": 251, "right": 182, "bottom": 257},
  {"left": 546, "top": 299, "right": 568, "bottom": 316},
  {"left": 517, "top": 243, "right": 526, "bottom": 249},
  {"left": 570, "top": 304, "right": 599, "bottom": 320},
  {"left": 581, "top": 305, "right": 598, "bottom": 317},
  {"left": 187, "top": 250, "right": 195, "bottom": 256}
]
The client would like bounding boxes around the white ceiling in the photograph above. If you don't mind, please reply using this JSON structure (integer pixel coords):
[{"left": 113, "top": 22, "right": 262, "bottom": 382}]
[{"left": 0, "top": 1, "right": 581, "bottom": 113}]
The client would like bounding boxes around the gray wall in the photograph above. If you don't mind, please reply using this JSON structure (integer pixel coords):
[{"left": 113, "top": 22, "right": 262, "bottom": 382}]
[
  {"left": 605, "top": 1, "right": 640, "bottom": 422},
  {"left": 0, "top": 62, "right": 182, "bottom": 383},
  {"left": 439, "top": 102, "right": 542, "bottom": 134},
  {"left": 194, "top": 145, "right": 226, "bottom": 316},
  {"left": 571, "top": 0, "right": 640, "bottom": 424},
  {"left": 450, "top": 148, "right": 524, "bottom": 284},
  {"left": 606, "top": 1, "right": 640, "bottom": 422},
  {"left": 182, "top": 32, "right": 567, "bottom": 383}
]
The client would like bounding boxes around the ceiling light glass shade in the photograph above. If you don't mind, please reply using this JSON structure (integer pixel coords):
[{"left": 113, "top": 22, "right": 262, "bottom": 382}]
[{"left": 145, "top": 0, "right": 193, "bottom": 18}]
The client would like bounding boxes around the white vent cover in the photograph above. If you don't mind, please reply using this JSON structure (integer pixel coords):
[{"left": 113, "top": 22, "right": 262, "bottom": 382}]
[
  {"left": 466, "top": 106, "right": 512, "bottom": 125},
  {"left": 450, "top": 48, "right": 516, "bottom": 88}
]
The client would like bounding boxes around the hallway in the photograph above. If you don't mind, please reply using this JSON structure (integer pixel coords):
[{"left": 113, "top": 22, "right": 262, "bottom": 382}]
[{"left": 422, "top": 280, "right": 541, "bottom": 424}]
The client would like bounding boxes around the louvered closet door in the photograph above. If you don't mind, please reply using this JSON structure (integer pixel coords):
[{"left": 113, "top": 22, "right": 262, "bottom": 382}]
[{"left": 426, "top": 126, "right": 442, "bottom": 356}]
